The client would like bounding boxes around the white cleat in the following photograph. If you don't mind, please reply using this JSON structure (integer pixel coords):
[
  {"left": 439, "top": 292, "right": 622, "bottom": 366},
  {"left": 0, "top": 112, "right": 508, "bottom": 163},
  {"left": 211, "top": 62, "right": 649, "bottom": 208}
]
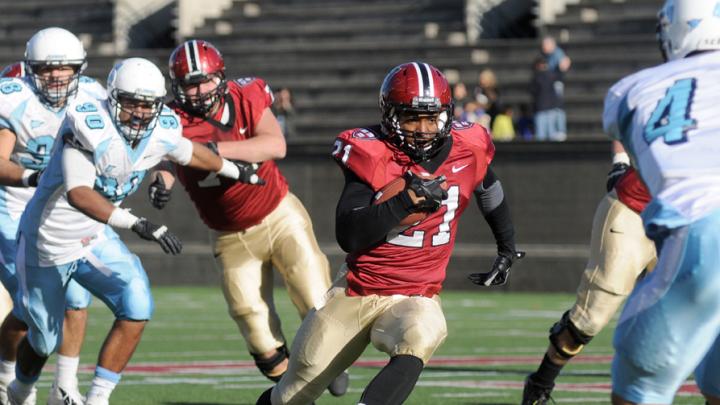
[
  {"left": 47, "top": 384, "right": 84, "bottom": 405},
  {"left": 6, "top": 381, "right": 36, "bottom": 405},
  {"left": 0, "top": 378, "right": 9, "bottom": 405}
]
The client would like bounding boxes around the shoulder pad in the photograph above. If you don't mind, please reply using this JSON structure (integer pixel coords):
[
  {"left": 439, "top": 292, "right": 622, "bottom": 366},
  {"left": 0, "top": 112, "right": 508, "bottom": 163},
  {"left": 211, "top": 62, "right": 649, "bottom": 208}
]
[
  {"left": 65, "top": 94, "right": 113, "bottom": 152},
  {"left": 0, "top": 78, "right": 35, "bottom": 124},
  {"left": 452, "top": 121, "right": 495, "bottom": 166},
  {"left": 333, "top": 127, "right": 391, "bottom": 189},
  {"left": 78, "top": 76, "right": 108, "bottom": 100}
]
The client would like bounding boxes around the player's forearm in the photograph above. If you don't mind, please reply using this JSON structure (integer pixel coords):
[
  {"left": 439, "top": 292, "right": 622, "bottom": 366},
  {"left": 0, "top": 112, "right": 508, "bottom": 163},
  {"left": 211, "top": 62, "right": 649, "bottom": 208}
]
[
  {"left": 335, "top": 171, "right": 414, "bottom": 253},
  {"left": 216, "top": 136, "right": 286, "bottom": 163},
  {"left": 187, "top": 142, "right": 224, "bottom": 172},
  {"left": 66, "top": 186, "right": 116, "bottom": 224},
  {"left": 0, "top": 159, "right": 33, "bottom": 187}
]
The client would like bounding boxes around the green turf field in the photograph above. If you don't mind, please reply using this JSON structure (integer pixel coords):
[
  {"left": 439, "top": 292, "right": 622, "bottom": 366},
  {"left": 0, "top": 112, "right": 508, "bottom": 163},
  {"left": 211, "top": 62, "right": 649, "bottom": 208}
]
[{"left": 32, "top": 287, "right": 704, "bottom": 404}]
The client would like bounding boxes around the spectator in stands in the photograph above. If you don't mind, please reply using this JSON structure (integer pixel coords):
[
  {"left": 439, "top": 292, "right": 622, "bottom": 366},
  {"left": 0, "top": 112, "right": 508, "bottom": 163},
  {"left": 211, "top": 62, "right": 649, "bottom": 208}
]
[
  {"left": 452, "top": 82, "right": 471, "bottom": 120},
  {"left": 491, "top": 104, "right": 515, "bottom": 142},
  {"left": 273, "top": 87, "right": 296, "bottom": 138},
  {"left": 541, "top": 35, "right": 571, "bottom": 74},
  {"left": 531, "top": 56, "right": 566, "bottom": 141},
  {"left": 461, "top": 101, "right": 491, "bottom": 129},
  {"left": 473, "top": 68, "right": 500, "bottom": 124},
  {"left": 515, "top": 103, "right": 534, "bottom": 141}
]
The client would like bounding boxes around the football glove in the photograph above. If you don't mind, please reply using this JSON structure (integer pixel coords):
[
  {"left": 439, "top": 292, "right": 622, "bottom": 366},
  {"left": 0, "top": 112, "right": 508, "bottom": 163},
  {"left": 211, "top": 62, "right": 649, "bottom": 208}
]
[
  {"left": 235, "top": 161, "right": 266, "bottom": 185},
  {"left": 148, "top": 175, "right": 171, "bottom": 209},
  {"left": 205, "top": 141, "right": 220, "bottom": 155},
  {"left": 606, "top": 162, "right": 630, "bottom": 192},
  {"left": 131, "top": 218, "right": 183, "bottom": 255},
  {"left": 468, "top": 251, "right": 525, "bottom": 287},
  {"left": 26, "top": 170, "right": 41, "bottom": 188},
  {"left": 404, "top": 172, "right": 448, "bottom": 213}
]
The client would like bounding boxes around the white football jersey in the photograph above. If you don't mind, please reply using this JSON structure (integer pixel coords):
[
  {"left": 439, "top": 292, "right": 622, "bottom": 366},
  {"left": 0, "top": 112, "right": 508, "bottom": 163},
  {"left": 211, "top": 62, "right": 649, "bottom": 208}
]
[
  {"left": 0, "top": 76, "right": 106, "bottom": 220},
  {"left": 604, "top": 50, "right": 720, "bottom": 232},
  {"left": 20, "top": 89, "right": 190, "bottom": 266}
]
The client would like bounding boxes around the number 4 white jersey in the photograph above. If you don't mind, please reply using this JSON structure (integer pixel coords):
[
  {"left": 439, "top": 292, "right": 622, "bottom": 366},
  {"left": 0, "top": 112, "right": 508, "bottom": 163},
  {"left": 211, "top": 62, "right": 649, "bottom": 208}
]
[
  {"left": 0, "top": 76, "right": 106, "bottom": 220},
  {"left": 19, "top": 89, "right": 192, "bottom": 266},
  {"left": 604, "top": 50, "right": 720, "bottom": 234}
]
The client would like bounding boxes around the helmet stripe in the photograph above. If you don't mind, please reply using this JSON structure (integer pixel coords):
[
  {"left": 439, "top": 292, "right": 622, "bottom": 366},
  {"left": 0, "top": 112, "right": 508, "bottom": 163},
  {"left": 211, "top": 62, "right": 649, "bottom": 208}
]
[
  {"left": 191, "top": 40, "right": 202, "bottom": 73},
  {"left": 422, "top": 63, "right": 435, "bottom": 97},
  {"left": 411, "top": 62, "right": 425, "bottom": 97},
  {"left": 184, "top": 41, "right": 196, "bottom": 74}
]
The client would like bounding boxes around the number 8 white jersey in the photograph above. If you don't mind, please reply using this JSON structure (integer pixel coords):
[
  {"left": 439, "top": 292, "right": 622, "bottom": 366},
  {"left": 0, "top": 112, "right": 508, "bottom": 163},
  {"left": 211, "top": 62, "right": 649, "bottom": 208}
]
[
  {"left": 20, "top": 89, "right": 191, "bottom": 266},
  {"left": 0, "top": 76, "right": 106, "bottom": 220},
  {"left": 603, "top": 51, "right": 720, "bottom": 233}
]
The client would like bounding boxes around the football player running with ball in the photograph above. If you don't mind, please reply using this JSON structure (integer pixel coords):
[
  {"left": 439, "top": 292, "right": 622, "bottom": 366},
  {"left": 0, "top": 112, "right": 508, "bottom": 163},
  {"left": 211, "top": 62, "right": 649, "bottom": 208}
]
[
  {"left": 148, "top": 40, "right": 347, "bottom": 395},
  {"left": 8, "top": 57, "right": 252, "bottom": 405},
  {"left": 256, "top": 62, "right": 523, "bottom": 405},
  {"left": 0, "top": 28, "right": 107, "bottom": 405}
]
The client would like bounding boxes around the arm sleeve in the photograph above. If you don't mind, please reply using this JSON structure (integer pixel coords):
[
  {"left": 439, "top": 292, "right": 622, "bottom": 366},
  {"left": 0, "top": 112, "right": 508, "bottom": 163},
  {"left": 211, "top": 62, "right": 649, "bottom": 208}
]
[
  {"left": 474, "top": 167, "right": 516, "bottom": 255},
  {"left": 335, "top": 168, "right": 416, "bottom": 253},
  {"left": 165, "top": 137, "right": 194, "bottom": 166},
  {"left": 62, "top": 144, "right": 97, "bottom": 191}
]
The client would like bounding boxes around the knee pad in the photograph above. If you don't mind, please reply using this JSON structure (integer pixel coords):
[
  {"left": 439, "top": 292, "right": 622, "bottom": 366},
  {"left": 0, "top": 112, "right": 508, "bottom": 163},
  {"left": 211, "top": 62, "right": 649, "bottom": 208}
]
[
  {"left": 28, "top": 330, "right": 59, "bottom": 357},
  {"left": 120, "top": 278, "right": 154, "bottom": 320},
  {"left": 252, "top": 344, "right": 289, "bottom": 382},
  {"left": 549, "top": 311, "right": 593, "bottom": 359}
]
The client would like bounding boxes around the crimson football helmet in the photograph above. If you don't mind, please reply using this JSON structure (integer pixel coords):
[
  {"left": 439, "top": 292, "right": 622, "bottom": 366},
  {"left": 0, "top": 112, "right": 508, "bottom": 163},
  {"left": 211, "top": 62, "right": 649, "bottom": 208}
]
[
  {"left": 1, "top": 62, "right": 25, "bottom": 78},
  {"left": 169, "top": 39, "right": 226, "bottom": 116},
  {"left": 380, "top": 62, "right": 454, "bottom": 162}
]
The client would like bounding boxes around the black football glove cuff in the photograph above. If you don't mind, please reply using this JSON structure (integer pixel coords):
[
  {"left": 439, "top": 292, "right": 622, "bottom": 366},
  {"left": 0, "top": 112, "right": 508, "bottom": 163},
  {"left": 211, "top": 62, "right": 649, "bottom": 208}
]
[
  {"left": 205, "top": 141, "right": 219, "bottom": 155},
  {"left": 606, "top": 162, "right": 630, "bottom": 192},
  {"left": 468, "top": 251, "right": 525, "bottom": 287},
  {"left": 235, "top": 161, "right": 266, "bottom": 185},
  {"left": 404, "top": 172, "right": 448, "bottom": 213},
  {"left": 148, "top": 175, "right": 171, "bottom": 209},
  {"left": 131, "top": 218, "right": 183, "bottom": 255}
]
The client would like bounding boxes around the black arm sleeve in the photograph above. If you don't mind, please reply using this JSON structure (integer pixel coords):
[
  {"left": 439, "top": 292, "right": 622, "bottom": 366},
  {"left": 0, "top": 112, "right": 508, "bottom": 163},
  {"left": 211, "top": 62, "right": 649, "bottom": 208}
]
[
  {"left": 474, "top": 167, "right": 517, "bottom": 256},
  {"left": 335, "top": 169, "right": 416, "bottom": 253}
]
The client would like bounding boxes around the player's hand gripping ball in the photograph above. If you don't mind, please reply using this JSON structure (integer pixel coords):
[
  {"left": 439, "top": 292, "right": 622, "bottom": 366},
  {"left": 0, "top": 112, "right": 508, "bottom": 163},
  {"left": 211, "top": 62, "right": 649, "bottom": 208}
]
[{"left": 373, "top": 172, "right": 448, "bottom": 226}]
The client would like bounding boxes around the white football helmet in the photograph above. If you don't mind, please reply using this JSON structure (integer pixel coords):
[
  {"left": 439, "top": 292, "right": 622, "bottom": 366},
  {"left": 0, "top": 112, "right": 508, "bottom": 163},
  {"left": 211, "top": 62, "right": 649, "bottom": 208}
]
[
  {"left": 24, "top": 27, "right": 86, "bottom": 107},
  {"left": 107, "top": 58, "right": 166, "bottom": 146},
  {"left": 658, "top": 0, "right": 720, "bottom": 61}
]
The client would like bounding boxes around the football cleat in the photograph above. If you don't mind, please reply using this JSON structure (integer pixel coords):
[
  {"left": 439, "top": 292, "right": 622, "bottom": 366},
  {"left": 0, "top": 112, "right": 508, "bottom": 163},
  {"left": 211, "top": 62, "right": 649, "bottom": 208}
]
[
  {"left": 7, "top": 381, "right": 37, "bottom": 405},
  {"left": 327, "top": 371, "right": 349, "bottom": 397},
  {"left": 521, "top": 375, "right": 554, "bottom": 405},
  {"left": 47, "top": 384, "right": 84, "bottom": 405}
]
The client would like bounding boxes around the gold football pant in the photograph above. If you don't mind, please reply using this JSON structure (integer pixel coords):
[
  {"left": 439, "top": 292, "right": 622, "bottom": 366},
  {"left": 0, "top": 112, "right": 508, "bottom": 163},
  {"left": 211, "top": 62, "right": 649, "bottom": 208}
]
[
  {"left": 568, "top": 191, "right": 657, "bottom": 336},
  {"left": 0, "top": 283, "right": 11, "bottom": 323},
  {"left": 271, "top": 268, "right": 448, "bottom": 405},
  {"left": 212, "top": 192, "right": 331, "bottom": 355}
]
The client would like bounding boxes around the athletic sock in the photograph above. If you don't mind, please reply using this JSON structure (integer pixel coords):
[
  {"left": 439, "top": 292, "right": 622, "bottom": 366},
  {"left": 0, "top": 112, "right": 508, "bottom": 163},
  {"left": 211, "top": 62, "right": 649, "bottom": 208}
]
[
  {"left": 359, "top": 355, "right": 424, "bottom": 405},
  {"left": 86, "top": 366, "right": 120, "bottom": 400},
  {"left": 530, "top": 354, "right": 563, "bottom": 387},
  {"left": 0, "top": 359, "right": 15, "bottom": 384},
  {"left": 55, "top": 355, "right": 80, "bottom": 389}
]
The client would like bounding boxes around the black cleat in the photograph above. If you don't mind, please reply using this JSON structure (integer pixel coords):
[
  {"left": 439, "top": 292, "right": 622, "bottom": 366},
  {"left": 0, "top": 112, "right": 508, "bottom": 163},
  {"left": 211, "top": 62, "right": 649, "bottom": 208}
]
[
  {"left": 521, "top": 375, "right": 555, "bottom": 405},
  {"left": 327, "top": 371, "right": 350, "bottom": 397}
]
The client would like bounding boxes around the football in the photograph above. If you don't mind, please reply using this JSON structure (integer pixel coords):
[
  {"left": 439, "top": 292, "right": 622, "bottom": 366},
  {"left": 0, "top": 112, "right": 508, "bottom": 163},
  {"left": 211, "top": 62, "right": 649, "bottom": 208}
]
[{"left": 374, "top": 176, "right": 444, "bottom": 226}]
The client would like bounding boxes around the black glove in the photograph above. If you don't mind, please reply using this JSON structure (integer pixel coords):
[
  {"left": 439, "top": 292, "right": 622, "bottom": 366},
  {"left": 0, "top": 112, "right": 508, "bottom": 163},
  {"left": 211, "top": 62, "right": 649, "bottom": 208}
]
[
  {"left": 27, "top": 170, "right": 41, "bottom": 188},
  {"left": 148, "top": 175, "right": 171, "bottom": 209},
  {"left": 468, "top": 251, "right": 525, "bottom": 286},
  {"left": 606, "top": 162, "right": 630, "bottom": 192},
  {"left": 131, "top": 218, "right": 183, "bottom": 255},
  {"left": 235, "top": 161, "right": 266, "bottom": 185},
  {"left": 404, "top": 172, "right": 448, "bottom": 213}
]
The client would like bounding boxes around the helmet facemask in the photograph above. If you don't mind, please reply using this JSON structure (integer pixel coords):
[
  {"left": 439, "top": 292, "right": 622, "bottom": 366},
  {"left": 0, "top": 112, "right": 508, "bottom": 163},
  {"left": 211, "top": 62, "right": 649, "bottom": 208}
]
[
  {"left": 172, "top": 72, "right": 226, "bottom": 117},
  {"left": 382, "top": 101, "right": 453, "bottom": 162},
  {"left": 26, "top": 60, "right": 84, "bottom": 109},
  {"left": 109, "top": 90, "right": 163, "bottom": 147}
]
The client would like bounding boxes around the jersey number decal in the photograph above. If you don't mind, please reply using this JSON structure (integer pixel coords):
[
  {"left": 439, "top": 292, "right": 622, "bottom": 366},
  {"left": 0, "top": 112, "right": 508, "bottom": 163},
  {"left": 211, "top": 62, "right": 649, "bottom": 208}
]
[
  {"left": 159, "top": 115, "right": 178, "bottom": 129},
  {"left": 386, "top": 185, "right": 460, "bottom": 248},
  {"left": 0, "top": 82, "right": 21, "bottom": 94},
  {"left": 331, "top": 139, "right": 352, "bottom": 164},
  {"left": 19, "top": 135, "right": 54, "bottom": 170},
  {"left": 644, "top": 78, "right": 697, "bottom": 145}
]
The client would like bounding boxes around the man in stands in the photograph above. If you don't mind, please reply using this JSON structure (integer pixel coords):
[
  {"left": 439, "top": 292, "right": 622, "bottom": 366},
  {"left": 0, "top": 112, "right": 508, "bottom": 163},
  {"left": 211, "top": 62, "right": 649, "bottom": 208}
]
[
  {"left": 522, "top": 141, "right": 656, "bottom": 404},
  {"left": 8, "top": 57, "right": 253, "bottom": 405},
  {"left": 0, "top": 28, "right": 106, "bottom": 405},
  {"left": 256, "top": 62, "right": 523, "bottom": 405},
  {"left": 150, "top": 39, "right": 348, "bottom": 395}
]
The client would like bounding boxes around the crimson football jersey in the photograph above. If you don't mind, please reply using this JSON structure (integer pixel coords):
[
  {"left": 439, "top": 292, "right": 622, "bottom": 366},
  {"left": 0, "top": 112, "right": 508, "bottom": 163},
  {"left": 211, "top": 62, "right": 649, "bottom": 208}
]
[
  {"left": 615, "top": 167, "right": 650, "bottom": 214},
  {"left": 172, "top": 78, "right": 289, "bottom": 231},
  {"left": 332, "top": 121, "right": 495, "bottom": 297}
]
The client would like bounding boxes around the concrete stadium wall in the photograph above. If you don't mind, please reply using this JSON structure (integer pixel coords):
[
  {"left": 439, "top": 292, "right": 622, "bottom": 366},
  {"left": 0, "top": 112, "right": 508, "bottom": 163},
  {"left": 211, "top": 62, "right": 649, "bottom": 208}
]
[{"left": 120, "top": 140, "right": 613, "bottom": 293}]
